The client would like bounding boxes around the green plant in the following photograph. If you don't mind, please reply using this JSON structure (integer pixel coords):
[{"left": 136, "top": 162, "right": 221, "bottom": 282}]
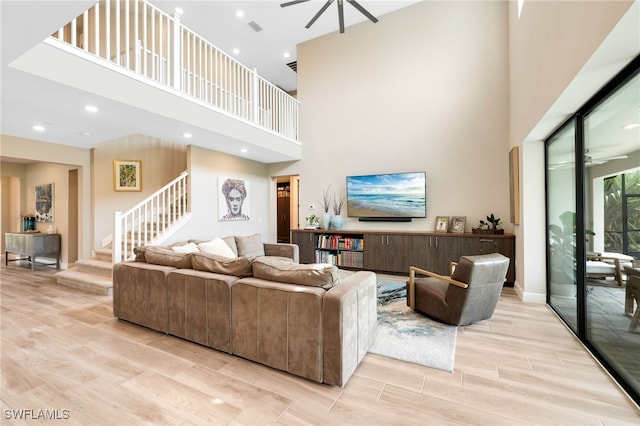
[
  {"left": 549, "top": 210, "right": 595, "bottom": 282},
  {"left": 486, "top": 213, "right": 501, "bottom": 231},
  {"left": 305, "top": 214, "right": 320, "bottom": 227}
]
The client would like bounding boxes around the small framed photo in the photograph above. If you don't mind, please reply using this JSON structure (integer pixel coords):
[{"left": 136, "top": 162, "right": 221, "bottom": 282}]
[
  {"left": 450, "top": 216, "right": 466, "bottom": 233},
  {"left": 114, "top": 160, "right": 142, "bottom": 192},
  {"left": 435, "top": 216, "right": 449, "bottom": 232}
]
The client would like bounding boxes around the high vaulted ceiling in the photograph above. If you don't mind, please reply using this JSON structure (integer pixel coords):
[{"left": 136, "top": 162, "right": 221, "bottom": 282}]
[{"left": 0, "top": 0, "right": 419, "bottom": 161}]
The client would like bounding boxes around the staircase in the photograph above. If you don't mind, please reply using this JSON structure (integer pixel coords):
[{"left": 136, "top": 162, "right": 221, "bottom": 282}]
[
  {"left": 55, "top": 171, "right": 191, "bottom": 295},
  {"left": 55, "top": 248, "right": 114, "bottom": 295}
]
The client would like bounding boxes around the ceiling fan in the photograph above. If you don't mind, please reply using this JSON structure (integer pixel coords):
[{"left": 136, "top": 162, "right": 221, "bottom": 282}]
[
  {"left": 549, "top": 149, "right": 629, "bottom": 169},
  {"left": 281, "top": 0, "right": 379, "bottom": 33}
]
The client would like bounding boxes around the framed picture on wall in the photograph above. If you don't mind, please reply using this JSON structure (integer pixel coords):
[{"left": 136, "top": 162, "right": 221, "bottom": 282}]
[
  {"left": 450, "top": 216, "right": 466, "bottom": 233},
  {"left": 35, "top": 183, "right": 54, "bottom": 223},
  {"left": 435, "top": 216, "right": 449, "bottom": 232},
  {"left": 114, "top": 160, "right": 142, "bottom": 192},
  {"left": 218, "top": 177, "right": 250, "bottom": 221}
]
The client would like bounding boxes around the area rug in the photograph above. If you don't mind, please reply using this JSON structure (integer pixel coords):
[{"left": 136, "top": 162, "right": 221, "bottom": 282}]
[{"left": 369, "top": 280, "right": 457, "bottom": 372}]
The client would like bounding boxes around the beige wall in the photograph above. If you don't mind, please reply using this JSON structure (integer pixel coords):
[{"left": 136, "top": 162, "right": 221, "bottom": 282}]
[
  {"left": 92, "top": 135, "right": 187, "bottom": 248},
  {"left": 271, "top": 1, "right": 511, "bottom": 235},
  {"left": 508, "top": 0, "right": 637, "bottom": 302},
  {"left": 175, "top": 145, "right": 270, "bottom": 243},
  {"left": 1, "top": 135, "right": 91, "bottom": 263}
]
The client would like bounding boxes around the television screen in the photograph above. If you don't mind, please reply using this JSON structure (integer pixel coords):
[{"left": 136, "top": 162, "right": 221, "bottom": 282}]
[{"left": 346, "top": 171, "right": 426, "bottom": 219}]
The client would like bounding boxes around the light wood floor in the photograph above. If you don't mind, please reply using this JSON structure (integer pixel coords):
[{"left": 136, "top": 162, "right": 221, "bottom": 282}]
[{"left": 1, "top": 264, "right": 639, "bottom": 425}]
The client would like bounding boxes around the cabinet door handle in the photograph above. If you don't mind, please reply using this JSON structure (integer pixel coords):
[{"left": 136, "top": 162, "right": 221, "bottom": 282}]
[
  {"left": 479, "top": 239, "right": 494, "bottom": 243},
  {"left": 435, "top": 237, "right": 438, "bottom": 248}
]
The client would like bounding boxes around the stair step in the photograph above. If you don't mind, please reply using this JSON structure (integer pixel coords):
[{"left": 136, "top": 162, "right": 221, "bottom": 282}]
[
  {"left": 94, "top": 248, "right": 112, "bottom": 262},
  {"left": 74, "top": 258, "right": 113, "bottom": 277},
  {"left": 55, "top": 269, "right": 112, "bottom": 296}
]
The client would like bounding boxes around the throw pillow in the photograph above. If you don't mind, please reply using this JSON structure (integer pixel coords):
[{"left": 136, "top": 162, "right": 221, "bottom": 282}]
[
  {"left": 223, "top": 236, "right": 238, "bottom": 257},
  {"left": 171, "top": 242, "right": 200, "bottom": 253},
  {"left": 191, "top": 252, "right": 252, "bottom": 278},
  {"left": 235, "top": 233, "right": 265, "bottom": 257},
  {"left": 198, "top": 238, "right": 237, "bottom": 258},
  {"left": 252, "top": 257, "right": 340, "bottom": 289},
  {"left": 144, "top": 246, "right": 193, "bottom": 269}
]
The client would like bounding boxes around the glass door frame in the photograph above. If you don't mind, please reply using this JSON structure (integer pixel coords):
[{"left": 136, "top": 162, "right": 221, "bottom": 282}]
[{"left": 545, "top": 53, "right": 640, "bottom": 405}]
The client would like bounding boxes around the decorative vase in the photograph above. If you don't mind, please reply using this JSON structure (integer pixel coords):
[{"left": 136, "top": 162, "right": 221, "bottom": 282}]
[
  {"left": 331, "top": 215, "right": 344, "bottom": 230},
  {"left": 321, "top": 213, "right": 331, "bottom": 229}
]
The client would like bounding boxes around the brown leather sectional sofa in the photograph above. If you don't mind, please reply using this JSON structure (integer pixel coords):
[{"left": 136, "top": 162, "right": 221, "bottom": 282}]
[{"left": 112, "top": 235, "right": 377, "bottom": 387}]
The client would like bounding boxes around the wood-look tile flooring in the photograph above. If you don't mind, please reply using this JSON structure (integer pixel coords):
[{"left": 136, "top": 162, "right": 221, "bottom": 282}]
[{"left": 1, "top": 264, "right": 639, "bottom": 425}]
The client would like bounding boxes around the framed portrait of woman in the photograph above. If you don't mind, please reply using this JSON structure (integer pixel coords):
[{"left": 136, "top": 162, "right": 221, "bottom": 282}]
[{"left": 218, "top": 177, "right": 250, "bottom": 221}]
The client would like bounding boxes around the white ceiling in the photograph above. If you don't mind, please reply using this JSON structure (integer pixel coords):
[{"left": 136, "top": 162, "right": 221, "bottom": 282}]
[
  {"left": 1, "top": 1, "right": 638, "bottom": 165},
  {"left": 0, "top": 0, "right": 418, "bottom": 163}
]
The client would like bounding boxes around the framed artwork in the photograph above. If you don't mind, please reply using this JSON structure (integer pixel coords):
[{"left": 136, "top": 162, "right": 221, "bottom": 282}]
[
  {"left": 35, "top": 183, "right": 54, "bottom": 223},
  {"left": 435, "top": 216, "right": 449, "bottom": 232},
  {"left": 509, "top": 146, "right": 520, "bottom": 224},
  {"left": 114, "top": 160, "right": 142, "bottom": 192},
  {"left": 219, "top": 177, "right": 250, "bottom": 221},
  {"left": 450, "top": 216, "right": 466, "bottom": 233}
]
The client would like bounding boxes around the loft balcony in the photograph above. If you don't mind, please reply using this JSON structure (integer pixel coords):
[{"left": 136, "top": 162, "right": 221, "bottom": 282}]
[{"left": 8, "top": 0, "right": 301, "bottom": 162}]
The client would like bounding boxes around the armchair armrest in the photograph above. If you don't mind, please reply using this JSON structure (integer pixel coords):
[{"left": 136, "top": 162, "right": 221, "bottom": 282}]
[{"left": 407, "top": 265, "right": 468, "bottom": 310}]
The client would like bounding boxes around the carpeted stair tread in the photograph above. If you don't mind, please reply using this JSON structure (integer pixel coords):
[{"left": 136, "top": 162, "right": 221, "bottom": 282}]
[
  {"left": 94, "top": 248, "right": 112, "bottom": 262},
  {"left": 55, "top": 269, "right": 112, "bottom": 296},
  {"left": 74, "top": 258, "right": 113, "bottom": 276}
]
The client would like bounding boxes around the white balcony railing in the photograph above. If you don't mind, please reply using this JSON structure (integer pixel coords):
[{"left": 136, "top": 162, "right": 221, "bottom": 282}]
[
  {"left": 113, "top": 171, "right": 190, "bottom": 263},
  {"left": 52, "top": 0, "right": 299, "bottom": 141}
]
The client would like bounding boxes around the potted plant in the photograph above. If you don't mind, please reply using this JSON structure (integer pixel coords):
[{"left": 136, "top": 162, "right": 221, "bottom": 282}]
[
  {"left": 486, "top": 213, "right": 503, "bottom": 234},
  {"left": 305, "top": 214, "right": 320, "bottom": 229},
  {"left": 549, "top": 210, "right": 595, "bottom": 294},
  {"left": 319, "top": 187, "right": 332, "bottom": 229}
]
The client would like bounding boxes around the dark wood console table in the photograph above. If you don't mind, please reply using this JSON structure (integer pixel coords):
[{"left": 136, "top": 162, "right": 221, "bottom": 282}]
[
  {"left": 291, "top": 229, "right": 516, "bottom": 283},
  {"left": 4, "top": 232, "right": 61, "bottom": 271}
]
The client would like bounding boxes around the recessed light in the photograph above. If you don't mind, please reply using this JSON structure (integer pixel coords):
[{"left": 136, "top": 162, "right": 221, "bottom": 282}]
[
  {"left": 623, "top": 123, "right": 640, "bottom": 130},
  {"left": 236, "top": 10, "right": 244, "bottom": 18},
  {"left": 33, "top": 125, "right": 45, "bottom": 132},
  {"left": 183, "top": 132, "right": 192, "bottom": 138},
  {"left": 175, "top": 7, "right": 183, "bottom": 15},
  {"left": 283, "top": 52, "right": 290, "bottom": 59},
  {"left": 233, "top": 48, "right": 240, "bottom": 55},
  {"left": 80, "top": 132, "right": 91, "bottom": 136},
  {"left": 240, "top": 148, "right": 248, "bottom": 154},
  {"left": 84, "top": 105, "right": 98, "bottom": 113}
]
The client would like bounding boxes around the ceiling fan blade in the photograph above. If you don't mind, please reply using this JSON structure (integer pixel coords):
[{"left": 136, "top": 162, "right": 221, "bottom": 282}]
[
  {"left": 338, "top": 0, "right": 345, "bottom": 33},
  {"left": 305, "top": 0, "right": 334, "bottom": 29},
  {"left": 280, "top": 0, "right": 310, "bottom": 7},
  {"left": 347, "top": 0, "right": 379, "bottom": 23}
]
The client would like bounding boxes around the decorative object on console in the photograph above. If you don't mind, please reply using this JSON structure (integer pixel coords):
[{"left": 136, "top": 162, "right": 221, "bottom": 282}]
[
  {"left": 435, "top": 216, "right": 449, "bottom": 232},
  {"left": 330, "top": 192, "right": 346, "bottom": 229},
  {"left": 347, "top": 171, "right": 426, "bottom": 222},
  {"left": 320, "top": 186, "right": 332, "bottom": 229},
  {"left": 305, "top": 214, "right": 320, "bottom": 229},
  {"left": 113, "top": 160, "right": 141, "bottom": 192},
  {"left": 450, "top": 216, "right": 466, "bottom": 233},
  {"left": 472, "top": 213, "right": 504, "bottom": 234},
  {"left": 35, "top": 183, "right": 54, "bottom": 222},
  {"left": 22, "top": 215, "right": 36, "bottom": 232}
]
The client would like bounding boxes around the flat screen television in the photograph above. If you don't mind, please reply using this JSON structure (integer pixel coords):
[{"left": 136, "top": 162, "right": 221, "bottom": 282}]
[{"left": 346, "top": 171, "right": 426, "bottom": 221}]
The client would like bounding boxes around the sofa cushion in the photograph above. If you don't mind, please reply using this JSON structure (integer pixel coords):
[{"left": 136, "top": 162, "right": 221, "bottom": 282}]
[
  {"left": 172, "top": 242, "right": 201, "bottom": 253},
  {"left": 144, "top": 246, "right": 193, "bottom": 269},
  {"left": 191, "top": 252, "right": 253, "bottom": 278},
  {"left": 198, "top": 238, "right": 237, "bottom": 258},
  {"left": 252, "top": 257, "right": 340, "bottom": 289},
  {"left": 235, "top": 233, "right": 265, "bottom": 257}
]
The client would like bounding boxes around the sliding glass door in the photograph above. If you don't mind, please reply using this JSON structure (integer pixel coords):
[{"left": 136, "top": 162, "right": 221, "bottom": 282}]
[{"left": 546, "top": 56, "right": 640, "bottom": 404}]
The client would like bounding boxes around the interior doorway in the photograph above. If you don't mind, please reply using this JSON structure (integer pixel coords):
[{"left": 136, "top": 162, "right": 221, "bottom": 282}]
[{"left": 275, "top": 175, "right": 299, "bottom": 243}]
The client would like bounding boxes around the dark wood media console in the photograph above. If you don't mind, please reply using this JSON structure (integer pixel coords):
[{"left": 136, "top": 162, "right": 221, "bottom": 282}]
[{"left": 291, "top": 229, "right": 515, "bottom": 284}]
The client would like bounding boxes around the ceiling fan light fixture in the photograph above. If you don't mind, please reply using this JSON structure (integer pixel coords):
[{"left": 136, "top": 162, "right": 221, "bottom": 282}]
[{"left": 282, "top": 0, "right": 378, "bottom": 33}]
